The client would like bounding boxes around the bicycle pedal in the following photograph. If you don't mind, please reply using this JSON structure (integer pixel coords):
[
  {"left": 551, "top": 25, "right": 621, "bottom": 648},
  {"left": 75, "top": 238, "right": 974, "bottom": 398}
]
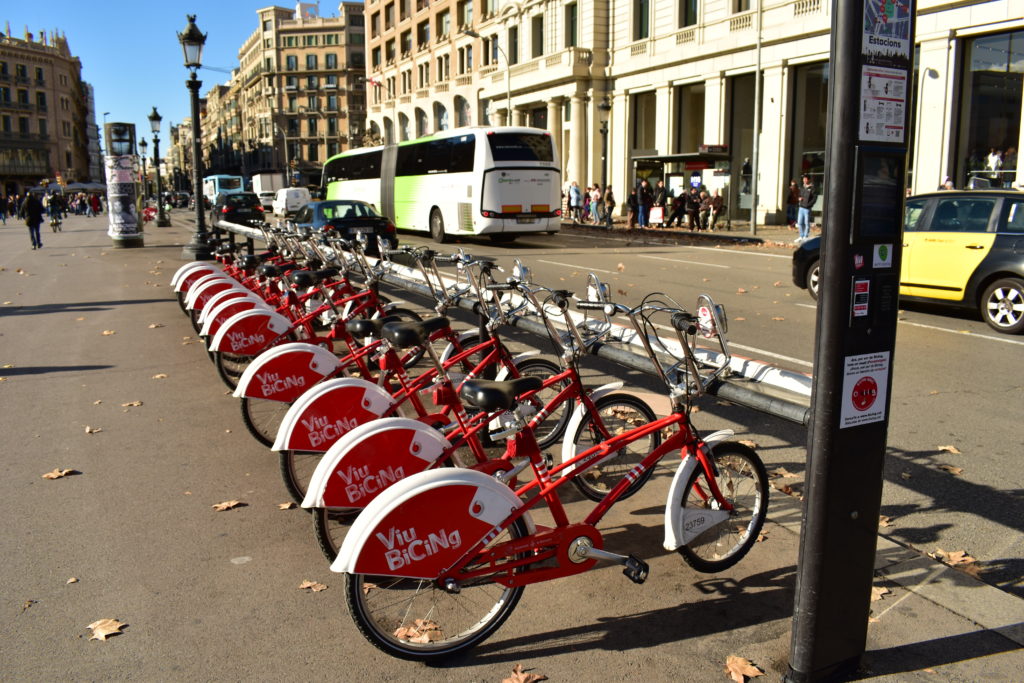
[{"left": 622, "top": 555, "right": 649, "bottom": 585}]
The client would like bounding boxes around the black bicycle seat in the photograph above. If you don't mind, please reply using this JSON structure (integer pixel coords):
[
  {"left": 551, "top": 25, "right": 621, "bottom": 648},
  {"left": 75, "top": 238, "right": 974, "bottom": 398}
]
[
  {"left": 289, "top": 270, "right": 318, "bottom": 289},
  {"left": 459, "top": 377, "right": 543, "bottom": 412},
  {"left": 258, "top": 263, "right": 282, "bottom": 278},
  {"left": 382, "top": 317, "right": 449, "bottom": 349},
  {"left": 345, "top": 315, "right": 399, "bottom": 340}
]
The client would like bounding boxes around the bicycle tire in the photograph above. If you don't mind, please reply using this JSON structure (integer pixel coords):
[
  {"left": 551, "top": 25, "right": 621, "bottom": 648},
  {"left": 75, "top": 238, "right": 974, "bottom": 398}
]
[
  {"left": 345, "top": 517, "right": 528, "bottom": 661},
  {"left": 677, "top": 441, "right": 768, "bottom": 573},
  {"left": 569, "top": 393, "right": 660, "bottom": 502},
  {"left": 511, "top": 357, "right": 571, "bottom": 450},
  {"left": 213, "top": 350, "right": 252, "bottom": 390},
  {"left": 240, "top": 397, "right": 291, "bottom": 448},
  {"left": 312, "top": 506, "right": 359, "bottom": 561},
  {"left": 278, "top": 449, "right": 324, "bottom": 506}
]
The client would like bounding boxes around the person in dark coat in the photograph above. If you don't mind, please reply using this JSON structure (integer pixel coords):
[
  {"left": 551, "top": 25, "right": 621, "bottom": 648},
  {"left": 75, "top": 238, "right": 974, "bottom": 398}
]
[{"left": 21, "top": 193, "right": 45, "bottom": 249}]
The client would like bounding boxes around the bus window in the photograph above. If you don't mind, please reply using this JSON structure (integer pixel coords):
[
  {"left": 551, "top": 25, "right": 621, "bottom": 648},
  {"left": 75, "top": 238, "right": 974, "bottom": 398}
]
[{"left": 487, "top": 132, "right": 554, "bottom": 162}]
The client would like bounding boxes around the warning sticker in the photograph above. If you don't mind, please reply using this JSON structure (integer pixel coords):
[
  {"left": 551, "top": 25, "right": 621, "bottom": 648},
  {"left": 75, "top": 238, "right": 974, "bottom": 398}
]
[
  {"left": 853, "top": 279, "right": 870, "bottom": 318},
  {"left": 840, "top": 351, "right": 890, "bottom": 428}
]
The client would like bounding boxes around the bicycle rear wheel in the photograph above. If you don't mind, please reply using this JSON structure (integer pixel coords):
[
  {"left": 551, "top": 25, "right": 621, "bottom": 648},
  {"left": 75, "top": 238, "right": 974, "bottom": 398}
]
[
  {"left": 279, "top": 449, "right": 323, "bottom": 506},
  {"left": 312, "top": 506, "right": 359, "bottom": 561},
  {"left": 346, "top": 517, "right": 527, "bottom": 662},
  {"left": 240, "top": 397, "right": 291, "bottom": 448},
  {"left": 214, "top": 350, "right": 252, "bottom": 390},
  {"left": 569, "top": 393, "right": 660, "bottom": 502},
  {"left": 677, "top": 441, "right": 768, "bottom": 573}
]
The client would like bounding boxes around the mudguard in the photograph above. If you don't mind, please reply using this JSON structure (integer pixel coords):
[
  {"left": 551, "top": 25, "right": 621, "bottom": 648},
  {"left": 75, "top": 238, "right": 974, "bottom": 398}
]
[
  {"left": 199, "top": 295, "right": 268, "bottom": 339},
  {"left": 184, "top": 273, "right": 238, "bottom": 310},
  {"left": 301, "top": 417, "right": 450, "bottom": 510},
  {"left": 172, "top": 262, "right": 220, "bottom": 290},
  {"left": 196, "top": 288, "right": 257, "bottom": 327},
  {"left": 557, "top": 382, "right": 625, "bottom": 471},
  {"left": 662, "top": 430, "right": 735, "bottom": 552},
  {"left": 493, "top": 350, "right": 542, "bottom": 380},
  {"left": 208, "top": 308, "right": 292, "bottom": 355},
  {"left": 233, "top": 343, "right": 341, "bottom": 401},
  {"left": 271, "top": 377, "right": 396, "bottom": 452},
  {"left": 332, "top": 468, "right": 529, "bottom": 579}
]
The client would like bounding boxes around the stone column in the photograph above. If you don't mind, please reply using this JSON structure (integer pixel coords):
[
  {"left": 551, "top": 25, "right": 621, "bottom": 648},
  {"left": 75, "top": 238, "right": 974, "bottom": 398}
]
[
  {"left": 759, "top": 64, "right": 787, "bottom": 223},
  {"left": 547, "top": 96, "right": 564, "bottom": 168},
  {"left": 568, "top": 94, "right": 587, "bottom": 187},
  {"left": 703, "top": 74, "right": 727, "bottom": 145}
]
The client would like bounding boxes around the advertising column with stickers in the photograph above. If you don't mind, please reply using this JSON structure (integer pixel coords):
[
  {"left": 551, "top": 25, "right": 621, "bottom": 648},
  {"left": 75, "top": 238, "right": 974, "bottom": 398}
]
[
  {"left": 787, "top": 2, "right": 915, "bottom": 681},
  {"left": 103, "top": 122, "right": 144, "bottom": 248}
]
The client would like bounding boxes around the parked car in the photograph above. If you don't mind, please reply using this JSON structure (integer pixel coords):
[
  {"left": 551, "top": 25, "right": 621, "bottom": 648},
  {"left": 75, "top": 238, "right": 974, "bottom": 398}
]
[
  {"left": 211, "top": 191, "right": 266, "bottom": 227},
  {"left": 257, "top": 191, "right": 276, "bottom": 212},
  {"left": 272, "top": 187, "right": 311, "bottom": 217},
  {"left": 792, "top": 189, "right": 1024, "bottom": 334},
  {"left": 291, "top": 199, "right": 398, "bottom": 253}
]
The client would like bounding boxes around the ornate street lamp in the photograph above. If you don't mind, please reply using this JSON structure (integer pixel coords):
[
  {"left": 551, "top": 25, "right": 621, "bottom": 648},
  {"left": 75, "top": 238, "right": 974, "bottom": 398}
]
[
  {"left": 598, "top": 97, "right": 612, "bottom": 192},
  {"left": 149, "top": 107, "right": 171, "bottom": 226},
  {"left": 138, "top": 137, "right": 148, "bottom": 199},
  {"left": 178, "top": 14, "right": 212, "bottom": 260}
]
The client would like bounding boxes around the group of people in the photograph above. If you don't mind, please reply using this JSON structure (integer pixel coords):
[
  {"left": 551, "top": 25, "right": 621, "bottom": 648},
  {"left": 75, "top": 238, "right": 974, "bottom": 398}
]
[
  {"left": 785, "top": 174, "right": 817, "bottom": 242},
  {"left": 566, "top": 181, "right": 617, "bottom": 228},
  {"left": 0, "top": 191, "right": 104, "bottom": 250},
  {"left": 623, "top": 179, "right": 725, "bottom": 231}
]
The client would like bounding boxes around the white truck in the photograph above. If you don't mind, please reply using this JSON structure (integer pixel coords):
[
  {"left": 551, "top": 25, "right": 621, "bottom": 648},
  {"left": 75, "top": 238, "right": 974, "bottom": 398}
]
[{"left": 251, "top": 173, "right": 285, "bottom": 210}]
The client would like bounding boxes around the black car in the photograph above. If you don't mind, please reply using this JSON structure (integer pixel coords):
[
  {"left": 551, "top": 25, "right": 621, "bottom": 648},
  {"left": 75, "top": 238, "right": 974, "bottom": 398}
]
[
  {"left": 292, "top": 200, "right": 398, "bottom": 252},
  {"left": 211, "top": 192, "right": 266, "bottom": 227},
  {"left": 792, "top": 190, "right": 1024, "bottom": 334}
]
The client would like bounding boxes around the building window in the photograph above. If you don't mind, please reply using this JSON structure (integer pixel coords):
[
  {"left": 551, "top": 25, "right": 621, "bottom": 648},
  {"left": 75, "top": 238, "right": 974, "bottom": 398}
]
[
  {"left": 417, "top": 62, "right": 430, "bottom": 87},
  {"left": 508, "top": 26, "right": 519, "bottom": 65},
  {"left": 958, "top": 29, "right": 1023, "bottom": 188},
  {"left": 263, "top": 19, "right": 272, "bottom": 31},
  {"left": 325, "top": 33, "right": 339, "bottom": 45},
  {"left": 673, "top": 82, "right": 705, "bottom": 153},
  {"left": 417, "top": 21, "right": 430, "bottom": 48},
  {"left": 385, "top": 2, "right": 395, "bottom": 30},
  {"left": 634, "top": 0, "right": 650, "bottom": 40},
  {"left": 531, "top": 15, "right": 544, "bottom": 58},
  {"left": 458, "top": 46, "right": 473, "bottom": 74},
  {"left": 288, "top": 94, "right": 298, "bottom": 111},
  {"left": 326, "top": 53, "right": 337, "bottom": 69},
  {"left": 400, "top": 0, "right": 410, "bottom": 21},
  {"left": 401, "top": 30, "right": 412, "bottom": 54},
  {"left": 437, "top": 10, "right": 451, "bottom": 38},
  {"left": 458, "top": 0, "right": 473, "bottom": 27},
  {"left": 0, "top": 115, "right": 10, "bottom": 132},
  {"left": 19, "top": 116, "right": 29, "bottom": 135},
  {"left": 325, "top": 74, "right": 338, "bottom": 88},
  {"left": 631, "top": 91, "right": 656, "bottom": 150},
  {"left": 436, "top": 54, "right": 450, "bottom": 82},
  {"left": 327, "top": 142, "right": 339, "bottom": 157},
  {"left": 307, "top": 75, "right": 319, "bottom": 89},
  {"left": 328, "top": 117, "right": 338, "bottom": 135},
  {"left": 34, "top": 67, "right": 44, "bottom": 83},
  {"left": 327, "top": 94, "right": 339, "bottom": 111},
  {"left": 386, "top": 39, "right": 396, "bottom": 62},
  {"left": 15, "top": 64, "right": 27, "bottom": 81},
  {"left": 304, "top": 35, "right": 319, "bottom": 47},
  {"left": 306, "top": 54, "right": 318, "bottom": 70},
  {"left": 401, "top": 69, "right": 412, "bottom": 94},
  {"left": 735, "top": 0, "right": 751, "bottom": 10},
  {"left": 372, "top": 47, "right": 382, "bottom": 68},
  {"left": 307, "top": 95, "right": 318, "bottom": 109},
  {"left": 286, "top": 75, "right": 298, "bottom": 89},
  {"left": 308, "top": 143, "right": 318, "bottom": 162},
  {"left": 17, "top": 89, "right": 29, "bottom": 105},
  {"left": 680, "top": 0, "right": 698, "bottom": 27},
  {"left": 36, "top": 92, "right": 46, "bottom": 110},
  {"left": 789, "top": 64, "right": 827, "bottom": 202},
  {"left": 565, "top": 3, "right": 578, "bottom": 48},
  {"left": 38, "top": 118, "right": 47, "bottom": 136},
  {"left": 371, "top": 12, "right": 380, "bottom": 37},
  {"left": 286, "top": 55, "right": 298, "bottom": 71}
]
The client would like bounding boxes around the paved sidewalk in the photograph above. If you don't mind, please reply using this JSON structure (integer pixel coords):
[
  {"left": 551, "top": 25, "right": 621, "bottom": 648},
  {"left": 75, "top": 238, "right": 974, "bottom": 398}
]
[{"left": 0, "top": 211, "right": 1020, "bottom": 681}]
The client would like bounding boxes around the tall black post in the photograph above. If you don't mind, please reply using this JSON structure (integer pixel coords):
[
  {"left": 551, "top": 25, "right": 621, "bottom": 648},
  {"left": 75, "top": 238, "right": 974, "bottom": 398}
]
[
  {"left": 787, "top": 2, "right": 915, "bottom": 680},
  {"left": 154, "top": 133, "right": 170, "bottom": 226},
  {"left": 182, "top": 72, "right": 212, "bottom": 260}
]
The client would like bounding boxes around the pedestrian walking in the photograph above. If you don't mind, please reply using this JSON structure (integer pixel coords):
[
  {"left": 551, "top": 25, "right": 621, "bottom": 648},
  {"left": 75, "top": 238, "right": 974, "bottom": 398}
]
[
  {"left": 797, "top": 174, "right": 816, "bottom": 242},
  {"left": 568, "top": 181, "right": 583, "bottom": 224},
  {"left": 0, "top": 196, "right": 7, "bottom": 225},
  {"left": 21, "top": 193, "right": 45, "bottom": 249},
  {"left": 786, "top": 179, "right": 800, "bottom": 229},
  {"left": 626, "top": 188, "right": 639, "bottom": 229},
  {"left": 603, "top": 186, "right": 616, "bottom": 228}
]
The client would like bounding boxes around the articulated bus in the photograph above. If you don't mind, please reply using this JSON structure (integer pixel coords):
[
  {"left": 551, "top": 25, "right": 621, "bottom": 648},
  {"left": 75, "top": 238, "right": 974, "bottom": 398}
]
[
  {"left": 321, "top": 127, "right": 561, "bottom": 242},
  {"left": 202, "top": 175, "right": 244, "bottom": 204}
]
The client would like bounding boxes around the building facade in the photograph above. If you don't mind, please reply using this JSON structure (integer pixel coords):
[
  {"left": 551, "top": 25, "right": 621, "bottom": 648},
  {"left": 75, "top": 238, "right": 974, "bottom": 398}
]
[
  {"left": 0, "top": 30, "right": 91, "bottom": 198},
  {"left": 364, "top": 0, "right": 1023, "bottom": 223}
]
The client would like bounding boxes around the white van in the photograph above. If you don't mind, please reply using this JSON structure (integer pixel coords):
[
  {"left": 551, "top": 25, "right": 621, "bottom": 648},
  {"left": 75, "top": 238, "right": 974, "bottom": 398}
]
[{"left": 272, "top": 187, "right": 311, "bottom": 217}]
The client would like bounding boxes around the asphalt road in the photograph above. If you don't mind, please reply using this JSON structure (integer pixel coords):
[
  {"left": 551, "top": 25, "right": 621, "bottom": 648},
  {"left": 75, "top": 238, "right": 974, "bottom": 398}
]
[{"left": 397, "top": 226, "right": 1024, "bottom": 599}]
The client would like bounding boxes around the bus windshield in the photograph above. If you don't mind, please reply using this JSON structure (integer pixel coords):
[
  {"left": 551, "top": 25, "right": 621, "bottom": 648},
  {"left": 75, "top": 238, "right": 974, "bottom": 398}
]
[
  {"left": 219, "top": 177, "right": 243, "bottom": 191},
  {"left": 487, "top": 133, "right": 554, "bottom": 162}
]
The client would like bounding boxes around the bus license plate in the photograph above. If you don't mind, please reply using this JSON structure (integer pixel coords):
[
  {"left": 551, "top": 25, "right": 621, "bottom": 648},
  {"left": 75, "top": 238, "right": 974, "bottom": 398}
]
[{"left": 516, "top": 217, "right": 536, "bottom": 224}]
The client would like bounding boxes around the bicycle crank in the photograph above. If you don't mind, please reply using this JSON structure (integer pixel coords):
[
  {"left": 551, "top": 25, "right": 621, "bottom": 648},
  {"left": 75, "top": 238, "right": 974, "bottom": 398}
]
[{"left": 568, "top": 537, "right": 650, "bottom": 584}]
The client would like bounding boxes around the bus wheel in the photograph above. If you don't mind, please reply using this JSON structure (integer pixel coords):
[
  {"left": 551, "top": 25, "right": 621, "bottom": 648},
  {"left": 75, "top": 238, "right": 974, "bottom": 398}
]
[{"left": 430, "top": 208, "right": 448, "bottom": 244}]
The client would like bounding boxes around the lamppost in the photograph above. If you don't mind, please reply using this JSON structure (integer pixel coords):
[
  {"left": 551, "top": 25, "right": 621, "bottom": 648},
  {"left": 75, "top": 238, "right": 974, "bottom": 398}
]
[
  {"left": 598, "top": 97, "right": 612, "bottom": 191},
  {"left": 462, "top": 29, "right": 512, "bottom": 125},
  {"left": 178, "top": 14, "right": 212, "bottom": 260},
  {"left": 139, "top": 137, "right": 148, "bottom": 199},
  {"left": 149, "top": 107, "right": 171, "bottom": 226}
]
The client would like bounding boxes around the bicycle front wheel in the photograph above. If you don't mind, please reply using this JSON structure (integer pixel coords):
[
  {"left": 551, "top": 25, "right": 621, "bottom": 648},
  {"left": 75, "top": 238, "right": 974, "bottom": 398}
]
[
  {"left": 279, "top": 449, "right": 323, "bottom": 506},
  {"left": 312, "top": 506, "right": 359, "bottom": 561},
  {"left": 214, "top": 350, "right": 252, "bottom": 390},
  {"left": 677, "top": 441, "right": 768, "bottom": 573},
  {"left": 569, "top": 393, "right": 660, "bottom": 502},
  {"left": 345, "top": 518, "right": 527, "bottom": 661},
  {"left": 512, "top": 357, "right": 570, "bottom": 450}
]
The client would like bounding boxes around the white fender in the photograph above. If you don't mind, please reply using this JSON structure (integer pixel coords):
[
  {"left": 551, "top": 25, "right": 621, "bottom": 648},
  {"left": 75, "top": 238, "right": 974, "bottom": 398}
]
[
  {"left": 209, "top": 308, "right": 292, "bottom": 354},
  {"left": 557, "top": 382, "right": 625, "bottom": 470},
  {"left": 199, "top": 294, "right": 268, "bottom": 337},
  {"left": 271, "top": 377, "right": 396, "bottom": 452},
  {"left": 233, "top": 342, "right": 341, "bottom": 399},
  {"left": 301, "top": 417, "right": 450, "bottom": 509},
  {"left": 493, "top": 350, "right": 542, "bottom": 381},
  {"left": 184, "top": 273, "right": 237, "bottom": 310},
  {"left": 333, "top": 468, "right": 533, "bottom": 578},
  {"left": 197, "top": 289, "right": 264, "bottom": 328},
  {"left": 662, "top": 430, "right": 735, "bottom": 552},
  {"left": 172, "top": 262, "right": 220, "bottom": 289}
]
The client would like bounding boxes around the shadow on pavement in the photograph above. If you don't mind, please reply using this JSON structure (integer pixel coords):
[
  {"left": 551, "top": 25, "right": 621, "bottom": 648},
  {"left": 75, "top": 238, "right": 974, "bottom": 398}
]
[
  {"left": 0, "top": 299, "right": 169, "bottom": 317},
  {"left": 855, "top": 625, "right": 1024, "bottom": 679},
  {"left": 0, "top": 364, "right": 114, "bottom": 376}
]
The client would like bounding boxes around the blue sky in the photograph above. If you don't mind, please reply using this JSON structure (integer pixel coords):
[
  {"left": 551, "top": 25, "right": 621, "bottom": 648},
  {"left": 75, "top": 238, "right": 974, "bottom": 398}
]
[{"left": 4, "top": 2, "right": 343, "bottom": 153}]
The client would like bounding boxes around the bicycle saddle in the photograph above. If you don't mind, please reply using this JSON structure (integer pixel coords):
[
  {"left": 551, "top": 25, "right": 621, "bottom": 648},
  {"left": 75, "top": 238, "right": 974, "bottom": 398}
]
[
  {"left": 459, "top": 377, "right": 543, "bottom": 412},
  {"left": 240, "top": 254, "right": 261, "bottom": 271},
  {"left": 382, "top": 317, "right": 449, "bottom": 349},
  {"left": 316, "top": 267, "right": 340, "bottom": 280},
  {"left": 289, "top": 270, "right": 318, "bottom": 289},
  {"left": 258, "top": 263, "right": 283, "bottom": 278},
  {"left": 345, "top": 315, "right": 400, "bottom": 340}
]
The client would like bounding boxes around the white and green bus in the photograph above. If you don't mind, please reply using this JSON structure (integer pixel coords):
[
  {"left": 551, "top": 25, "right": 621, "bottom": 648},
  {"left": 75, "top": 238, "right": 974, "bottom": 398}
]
[{"left": 321, "top": 127, "right": 561, "bottom": 243}]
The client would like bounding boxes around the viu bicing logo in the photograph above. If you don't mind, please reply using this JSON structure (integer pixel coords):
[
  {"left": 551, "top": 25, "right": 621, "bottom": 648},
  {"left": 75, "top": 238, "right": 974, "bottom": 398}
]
[
  {"left": 335, "top": 463, "right": 406, "bottom": 504},
  {"left": 301, "top": 414, "right": 361, "bottom": 448},
  {"left": 376, "top": 525, "right": 462, "bottom": 571},
  {"left": 228, "top": 330, "right": 265, "bottom": 352},
  {"left": 256, "top": 371, "right": 306, "bottom": 397}
]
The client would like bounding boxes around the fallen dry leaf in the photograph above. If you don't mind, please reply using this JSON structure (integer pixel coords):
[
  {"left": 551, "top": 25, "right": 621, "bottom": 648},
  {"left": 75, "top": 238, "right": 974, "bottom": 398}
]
[
  {"left": 87, "top": 618, "right": 125, "bottom": 641},
  {"left": 147, "top": 323, "right": 165, "bottom": 329},
  {"left": 734, "top": 316, "right": 746, "bottom": 321},
  {"left": 21, "top": 599, "right": 37, "bottom": 613},
  {"left": 771, "top": 316, "right": 786, "bottom": 321},
  {"left": 362, "top": 582, "right": 378, "bottom": 595},
  {"left": 212, "top": 500, "right": 244, "bottom": 511},
  {"left": 616, "top": 262, "right": 625, "bottom": 272},
  {"left": 42, "top": 468, "right": 78, "bottom": 479},
  {"left": 67, "top": 577, "right": 79, "bottom": 584},
  {"left": 724, "top": 655, "right": 764, "bottom": 682},
  {"left": 298, "top": 580, "right": 328, "bottom": 592},
  {"left": 899, "top": 471, "right": 912, "bottom": 480},
  {"left": 738, "top": 439, "right": 758, "bottom": 449},
  {"left": 937, "top": 464, "right": 964, "bottom": 476},
  {"left": 151, "top": 373, "right": 168, "bottom": 379},
  {"left": 878, "top": 515, "right": 893, "bottom": 528},
  {"left": 101, "top": 330, "right": 116, "bottom": 336},
  {"left": 121, "top": 401, "right": 143, "bottom": 407},
  {"left": 868, "top": 615, "right": 880, "bottom": 623},
  {"left": 870, "top": 585, "right": 890, "bottom": 602},
  {"left": 394, "top": 618, "right": 443, "bottom": 643},
  {"left": 84, "top": 426, "right": 102, "bottom": 434},
  {"left": 773, "top": 280, "right": 783, "bottom": 287},
  {"left": 2, "top": 364, "right": 13, "bottom": 368},
  {"left": 93, "top": 400, "right": 102, "bottom": 405},
  {"left": 736, "top": 288, "right": 748, "bottom": 294},
  {"left": 770, "top": 467, "right": 798, "bottom": 479},
  {"left": 75, "top": 316, "right": 85, "bottom": 321},
  {"left": 931, "top": 548, "right": 976, "bottom": 566},
  {"left": 502, "top": 663, "right": 548, "bottom": 683},
  {"left": 938, "top": 444, "right": 961, "bottom": 454},
  {"left": 278, "top": 502, "right": 296, "bottom": 510},
  {"left": 616, "top": 289, "right": 628, "bottom": 296}
]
